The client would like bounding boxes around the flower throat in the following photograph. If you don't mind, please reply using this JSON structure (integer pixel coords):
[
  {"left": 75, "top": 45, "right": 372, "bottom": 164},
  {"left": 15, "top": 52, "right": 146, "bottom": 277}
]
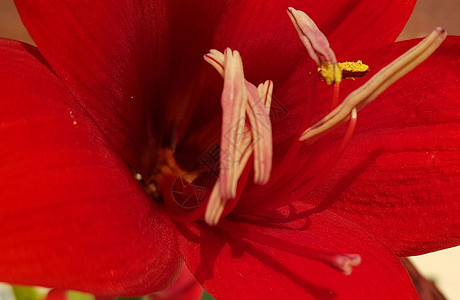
[{"left": 134, "top": 7, "right": 446, "bottom": 276}]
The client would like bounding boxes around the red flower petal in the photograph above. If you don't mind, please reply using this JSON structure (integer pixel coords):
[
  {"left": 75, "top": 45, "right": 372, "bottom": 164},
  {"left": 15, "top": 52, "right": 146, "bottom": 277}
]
[
  {"left": 45, "top": 289, "right": 67, "bottom": 300},
  {"left": 167, "top": 0, "right": 417, "bottom": 108},
  {"left": 14, "top": 0, "right": 416, "bottom": 172},
  {"left": 177, "top": 207, "right": 417, "bottom": 299},
  {"left": 324, "top": 0, "right": 416, "bottom": 62},
  {"left": 205, "top": 0, "right": 416, "bottom": 83},
  {"left": 172, "top": 0, "right": 416, "bottom": 171},
  {"left": 0, "top": 39, "right": 181, "bottom": 296},
  {"left": 149, "top": 264, "right": 203, "bottom": 300},
  {"left": 14, "top": 0, "right": 169, "bottom": 168},
  {"left": 308, "top": 37, "right": 460, "bottom": 256}
]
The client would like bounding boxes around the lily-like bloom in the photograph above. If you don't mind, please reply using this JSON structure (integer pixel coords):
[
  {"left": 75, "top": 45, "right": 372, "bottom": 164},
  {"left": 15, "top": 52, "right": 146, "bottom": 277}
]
[
  {"left": 42, "top": 264, "right": 203, "bottom": 300},
  {"left": 0, "top": 0, "right": 459, "bottom": 299}
]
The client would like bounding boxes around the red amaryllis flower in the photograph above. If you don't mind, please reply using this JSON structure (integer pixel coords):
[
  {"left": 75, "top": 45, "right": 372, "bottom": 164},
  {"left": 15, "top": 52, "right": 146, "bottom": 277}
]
[
  {"left": 42, "top": 264, "right": 203, "bottom": 300},
  {"left": 0, "top": 0, "right": 459, "bottom": 299}
]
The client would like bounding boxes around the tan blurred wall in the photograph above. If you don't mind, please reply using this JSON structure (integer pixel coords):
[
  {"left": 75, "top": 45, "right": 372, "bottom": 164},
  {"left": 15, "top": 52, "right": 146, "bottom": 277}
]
[
  {"left": 0, "top": 0, "right": 33, "bottom": 44},
  {"left": 398, "top": 0, "right": 460, "bottom": 39}
]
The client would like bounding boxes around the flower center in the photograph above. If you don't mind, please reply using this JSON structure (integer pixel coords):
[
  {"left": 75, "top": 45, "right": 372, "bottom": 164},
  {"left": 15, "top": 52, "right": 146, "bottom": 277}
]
[
  {"left": 134, "top": 6, "right": 446, "bottom": 277},
  {"left": 234, "top": 7, "right": 446, "bottom": 214},
  {"left": 142, "top": 8, "right": 446, "bottom": 228},
  {"left": 148, "top": 48, "right": 275, "bottom": 225},
  {"left": 202, "top": 49, "right": 274, "bottom": 225}
]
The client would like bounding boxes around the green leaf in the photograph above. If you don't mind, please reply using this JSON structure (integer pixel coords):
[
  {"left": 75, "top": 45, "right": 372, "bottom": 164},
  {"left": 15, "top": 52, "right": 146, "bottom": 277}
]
[
  {"left": 11, "top": 286, "right": 40, "bottom": 300},
  {"left": 67, "top": 291, "right": 94, "bottom": 300},
  {"left": 200, "top": 290, "right": 216, "bottom": 300}
]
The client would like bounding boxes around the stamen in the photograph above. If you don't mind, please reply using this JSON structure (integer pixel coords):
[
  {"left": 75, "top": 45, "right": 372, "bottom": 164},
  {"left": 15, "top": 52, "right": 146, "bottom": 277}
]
[
  {"left": 206, "top": 129, "right": 255, "bottom": 226},
  {"left": 257, "top": 80, "right": 274, "bottom": 183},
  {"left": 220, "top": 219, "right": 361, "bottom": 275},
  {"left": 219, "top": 48, "right": 247, "bottom": 200},
  {"left": 300, "top": 27, "right": 447, "bottom": 142},
  {"left": 204, "top": 49, "right": 225, "bottom": 76},
  {"left": 319, "top": 60, "right": 370, "bottom": 82},
  {"left": 205, "top": 51, "right": 273, "bottom": 186},
  {"left": 338, "top": 60, "right": 370, "bottom": 78},
  {"left": 246, "top": 82, "right": 273, "bottom": 185},
  {"left": 203, "top": 49, "right": 274, "bottom": 226},
  {"left": 288, "top": 7, "right": 342, "bottom": 86},
  {"left": 331, "top": 82, "right": 340, "bottom": 109},
  {"left": 287, "top": 7, "right": 337, "bottom": 66},
  {"left": 204, "top": 49, "right": 273, "bottom": 185},
  {"left": 320, "top": 62, "right": 342, "bottom": 85},
  {"left": 258, "top": 80, "right": 274, "bottom": 112},
  {"left": 203, "top": 184, "right": 222, "bottom": 226}
]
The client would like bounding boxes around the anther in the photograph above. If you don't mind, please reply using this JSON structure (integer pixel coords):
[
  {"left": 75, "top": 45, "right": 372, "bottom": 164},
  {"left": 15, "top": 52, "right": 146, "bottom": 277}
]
[
  {"left": 319, "top": 60, "right": 370, "bottom": 82},
  {"left": 287, "top": 7, "right": 342, "bottom": 85},
  {"left": 300, "top": 27, "right": 447, "bottom": 142},
  {"left": 287, "top": 7, "right": 337, "bottom": 66}
]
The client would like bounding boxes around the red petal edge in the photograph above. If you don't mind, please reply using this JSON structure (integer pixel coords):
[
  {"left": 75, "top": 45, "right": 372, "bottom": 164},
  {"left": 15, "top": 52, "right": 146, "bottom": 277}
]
[
  {"left": 0, "top": 39, "right": 181, "bottom": 296},
  {"left": 177, "top": 205, "right": 417, "bottom": 300},
  {"left": 309, "top": 36, "right": 460, "bottom": 256},
  {"left": 14, "top": 0, "right": 170, "bottom": 169}
]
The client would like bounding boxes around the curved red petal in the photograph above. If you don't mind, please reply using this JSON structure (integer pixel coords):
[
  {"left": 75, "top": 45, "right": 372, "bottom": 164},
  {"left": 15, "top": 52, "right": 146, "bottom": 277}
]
[
  {"left": 308, "top": 37, "right": 460, "bottom": 256},
  {"left": 172, "top": 0, "right": 416, "bottom": 83},
  {"left": 177, "top": 207, "right": 417, "bottom": 299},
  {"left": 162, "top": 0, "right": 416, "bottom": 158},
  {"left": 0, "top": 39, "right": 181, "bottom": 295},
  {"left": 14, "top": 0, "right": 168, "bottom": 168},
  {"left": 13, "top": 0, "right": 416, "bottom": 170},
  {"left": 149, "top": 264, "right": 203, "bottom": 300},
  {"left": 45, "top": 289, "right": 68, "bottom": 300},
  {"left": 325, "top": 0, "right": 416, "bottom": 62}
]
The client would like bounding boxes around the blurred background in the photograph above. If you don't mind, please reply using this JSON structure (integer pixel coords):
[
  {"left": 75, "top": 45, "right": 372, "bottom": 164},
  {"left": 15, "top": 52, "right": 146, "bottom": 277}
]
[{"left": 0, "top": 0, "right": 459, "bottom": 299}]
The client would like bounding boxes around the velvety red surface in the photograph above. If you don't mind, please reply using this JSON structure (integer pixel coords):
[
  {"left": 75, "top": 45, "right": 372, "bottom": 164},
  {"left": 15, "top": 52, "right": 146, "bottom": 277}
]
[{"left": 0, "top": 0, "right": 458, "bottom": 298}]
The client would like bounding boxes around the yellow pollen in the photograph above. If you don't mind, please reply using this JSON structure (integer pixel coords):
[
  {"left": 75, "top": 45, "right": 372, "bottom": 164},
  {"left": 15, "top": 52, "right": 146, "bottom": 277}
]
[
  {"left": 337, "top": 60, "right": 369, "bottom": 72},
  {"left": 319, "top": 60, "right": 370, "bottom": 84},
  {"left": 303, "top": 27, "right": 446, "bottom": 142},
  {"left": 320, "top": 62, "right": 342, "bottom": 85}
]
